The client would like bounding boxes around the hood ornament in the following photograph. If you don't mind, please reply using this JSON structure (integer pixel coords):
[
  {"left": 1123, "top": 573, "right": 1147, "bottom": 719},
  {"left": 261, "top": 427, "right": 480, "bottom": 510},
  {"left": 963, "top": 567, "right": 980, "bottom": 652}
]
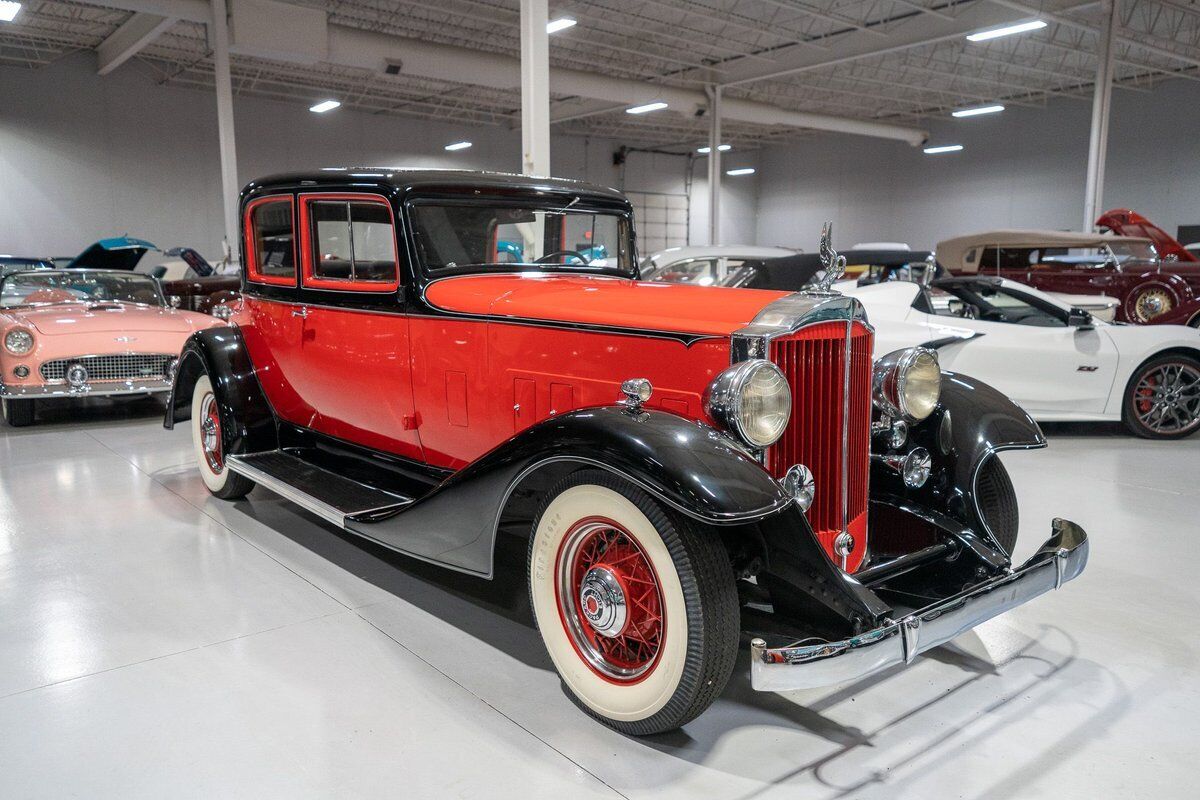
[{"left": 808, "top": 221, "right": 846, "bottom": 296}]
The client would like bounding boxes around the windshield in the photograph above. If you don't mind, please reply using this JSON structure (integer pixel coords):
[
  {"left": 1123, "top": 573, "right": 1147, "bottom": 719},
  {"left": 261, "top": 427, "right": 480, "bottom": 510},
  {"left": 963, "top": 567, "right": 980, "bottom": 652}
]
[
  {"left": 929, "top": 283, "right": 1065, "bottom": 327},
  {"left": 410, "top": 203, "right": 634, "bottom": 275},
  {"left": 0, "top": 270, "right": 165, "bottom": 308},
  {"left": 643, "top": 257, "right": 757, "bottom": 286}
]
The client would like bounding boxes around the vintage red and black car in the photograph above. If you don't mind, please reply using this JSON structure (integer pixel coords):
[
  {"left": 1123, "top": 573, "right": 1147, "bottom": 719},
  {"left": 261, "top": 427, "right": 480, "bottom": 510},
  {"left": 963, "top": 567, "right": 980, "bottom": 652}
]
[{"left": 164, "top": 170, "right": 1088, "bottom": 734}]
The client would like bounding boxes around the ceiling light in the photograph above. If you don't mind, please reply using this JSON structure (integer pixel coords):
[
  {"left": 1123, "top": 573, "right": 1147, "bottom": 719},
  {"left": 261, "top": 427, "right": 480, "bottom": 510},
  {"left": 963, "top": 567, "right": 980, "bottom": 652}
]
[
  {"left": 726, "top": 167, "right": 756, "bottom": 176},
  {"left": 697, "top": 144, "right": 732, "bottom": 154},
  {"left": 444, "top": 141, "right": 473, "bottom": 151},
  {"left": 547, "top": 17, "right": 577, "bottom": 34},
  {"left": 626, "top": 101, "right": 668, "bottom": 115},
  {"left": 0, "top": 2, "right": 20, "bottom": 23},
  {"left": 923, "top": 144, "right": 964, "bottom": 154},
  {"left": 966, "top": 20, "right": 1047, "bottom": 42},
  {"left": 309, "top": 99, "right": 341, "bottom": 113},
  {"left": 952, "top": 104, "right": 1005, "bottom": 118}
]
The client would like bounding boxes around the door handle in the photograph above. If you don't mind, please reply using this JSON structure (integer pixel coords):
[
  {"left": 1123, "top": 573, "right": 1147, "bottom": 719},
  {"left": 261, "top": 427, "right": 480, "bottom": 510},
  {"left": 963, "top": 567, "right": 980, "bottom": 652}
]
[{"left": 292, "top": 307, "right": 308, "bottom": 319}]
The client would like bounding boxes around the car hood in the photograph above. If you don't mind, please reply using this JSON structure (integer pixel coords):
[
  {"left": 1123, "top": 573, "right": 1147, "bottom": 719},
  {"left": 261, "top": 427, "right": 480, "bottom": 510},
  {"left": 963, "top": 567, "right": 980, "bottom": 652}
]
[
  {"left": 12, "top": 303, "right": 208, "bottom": 335},
  {"left": 424, "top": 273, "right": 789, "bottom": 336},
  {"left": 67, "top": 237, "right": 157, "bottom": 271}
]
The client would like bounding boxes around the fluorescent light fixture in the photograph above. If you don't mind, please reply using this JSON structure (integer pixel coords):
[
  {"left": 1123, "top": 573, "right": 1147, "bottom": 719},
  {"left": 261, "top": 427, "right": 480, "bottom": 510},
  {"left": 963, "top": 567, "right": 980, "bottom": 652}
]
[
  {"left": 726, "top": 167, "right": 756, "bottom": 176},
  {"left": 0, "top": 2, "right": 20, "bottom": 23},
  {"left": 444, "top": 141, "right": 473, "bottom": 151},
  {"left": 696, "top": 144, "right": 732, "bottom": 154},
  {"left": 966, "top": 19, "right": 1047, "bottom": 42},
  {"left": 923, "top": 144, "right": 964, "bottom": 154},
  {"left": 547, "top": 17, "right": 577, "bottom": 34},
  {"left": 626, "top": 101, "right": 668, "bottom": 115},
  {"left": 952, "top": 104, "right": 1005, "bottom": 118},
  {"left": 309, "top": 99, "right": 341, "bottom": 113}
]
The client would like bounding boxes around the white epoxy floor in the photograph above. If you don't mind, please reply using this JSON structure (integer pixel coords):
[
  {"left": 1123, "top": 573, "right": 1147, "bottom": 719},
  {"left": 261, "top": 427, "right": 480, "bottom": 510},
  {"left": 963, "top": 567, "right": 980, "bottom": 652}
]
[{"left": 1, "top": 397, "right": 1196, "bottom": 799}]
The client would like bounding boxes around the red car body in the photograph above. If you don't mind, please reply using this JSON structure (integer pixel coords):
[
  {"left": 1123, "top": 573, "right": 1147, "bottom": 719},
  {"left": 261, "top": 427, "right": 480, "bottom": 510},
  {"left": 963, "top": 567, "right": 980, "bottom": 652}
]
[{"left": 1097, "top": 208, "right": 1199, "bottom": 264}]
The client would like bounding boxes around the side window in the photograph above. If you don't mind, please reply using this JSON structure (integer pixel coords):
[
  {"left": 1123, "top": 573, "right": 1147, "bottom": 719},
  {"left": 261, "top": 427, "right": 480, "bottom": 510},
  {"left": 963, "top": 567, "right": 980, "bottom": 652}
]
[
  {"left": 245, "top": 197, "right": 296, "bottom": 285},
  {"left": 301, "top": 195, "right": 399, "bottom": 291}
]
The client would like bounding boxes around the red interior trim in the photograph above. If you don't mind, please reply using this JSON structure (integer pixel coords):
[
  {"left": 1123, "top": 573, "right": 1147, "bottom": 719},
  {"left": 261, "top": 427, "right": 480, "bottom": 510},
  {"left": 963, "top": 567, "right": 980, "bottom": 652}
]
[
  {"left": 244, "top": 195, "right": 298, "bottom": 287},
  {"left": 298, "top": 192, "right": 400, "bottom": 293}
]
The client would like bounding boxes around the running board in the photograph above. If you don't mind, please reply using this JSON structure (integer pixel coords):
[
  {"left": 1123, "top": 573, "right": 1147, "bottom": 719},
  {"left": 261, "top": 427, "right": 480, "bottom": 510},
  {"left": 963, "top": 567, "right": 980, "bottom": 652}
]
[{"left": 226, "top": 451, "right": 413, "bottom": 527}]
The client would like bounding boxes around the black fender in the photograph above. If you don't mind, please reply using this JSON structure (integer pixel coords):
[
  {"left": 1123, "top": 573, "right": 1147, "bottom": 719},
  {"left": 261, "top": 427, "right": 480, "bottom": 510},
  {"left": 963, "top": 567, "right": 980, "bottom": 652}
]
[
  {"left": 877, "top": 370, "right": 1044, "bottom": 551},
  {"left": 163, "top": 326, "right": 278, "bottom": 456},
  {"left": 344, "top": 405, "right": 795, "bottom": 578}
]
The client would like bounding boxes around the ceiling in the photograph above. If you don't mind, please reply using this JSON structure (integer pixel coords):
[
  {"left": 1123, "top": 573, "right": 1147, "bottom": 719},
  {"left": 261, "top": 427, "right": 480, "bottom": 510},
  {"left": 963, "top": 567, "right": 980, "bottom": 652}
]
[{"left": 2, "top": 0, "right": 1199, "bottom": 151}]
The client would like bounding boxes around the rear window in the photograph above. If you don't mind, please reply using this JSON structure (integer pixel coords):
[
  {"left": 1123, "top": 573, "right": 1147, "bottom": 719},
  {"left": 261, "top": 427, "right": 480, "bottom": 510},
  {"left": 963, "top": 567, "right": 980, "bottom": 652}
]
[{"left": 246, "top": 197, "right": 296, "bottom": 283}]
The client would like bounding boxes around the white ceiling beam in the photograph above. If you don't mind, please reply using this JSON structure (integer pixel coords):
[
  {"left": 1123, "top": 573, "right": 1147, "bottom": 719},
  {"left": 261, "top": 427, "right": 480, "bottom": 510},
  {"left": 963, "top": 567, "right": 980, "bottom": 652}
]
[{"left": 96, "top": 12, "right": 176, "bottom": 75}]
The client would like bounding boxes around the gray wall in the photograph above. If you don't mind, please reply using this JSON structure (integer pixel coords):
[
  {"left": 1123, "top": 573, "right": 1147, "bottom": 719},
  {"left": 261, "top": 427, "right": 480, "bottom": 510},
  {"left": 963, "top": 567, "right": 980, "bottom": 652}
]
[
  {"left": 0, "top": 54, "right": 757, "bottom": 258},
  {"left": 755, "top": 79, "right": 1200, "bottom": 252}
]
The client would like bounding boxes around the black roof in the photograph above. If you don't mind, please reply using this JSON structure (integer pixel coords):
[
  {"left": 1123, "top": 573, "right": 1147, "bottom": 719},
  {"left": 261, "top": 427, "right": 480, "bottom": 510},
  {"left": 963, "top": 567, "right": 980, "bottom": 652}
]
[{"left": 244, "top": 169, "right": 628, "bottom": 204}]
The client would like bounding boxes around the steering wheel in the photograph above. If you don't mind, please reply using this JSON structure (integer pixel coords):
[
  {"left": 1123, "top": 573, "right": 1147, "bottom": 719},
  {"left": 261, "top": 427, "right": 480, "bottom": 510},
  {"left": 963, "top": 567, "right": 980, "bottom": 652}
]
[
  {"left": 535, "top": 249, "right": 590, "bottom": 265},
  {"left": 979, "top": 309, "right": 1005, "bottom": 322}
]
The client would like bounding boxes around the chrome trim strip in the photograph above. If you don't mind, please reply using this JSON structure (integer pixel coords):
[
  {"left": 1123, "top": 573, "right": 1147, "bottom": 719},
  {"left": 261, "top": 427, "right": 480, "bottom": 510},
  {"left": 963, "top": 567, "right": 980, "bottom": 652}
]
[
  {"left": 0, "top": 378, "right": 171, "bottom": 399},
  {"left": 840, "top": 318, "right": 852, "bottom": 557},
  {"left": 749, "top": 518, "right": 1088, "bottom": 692}
]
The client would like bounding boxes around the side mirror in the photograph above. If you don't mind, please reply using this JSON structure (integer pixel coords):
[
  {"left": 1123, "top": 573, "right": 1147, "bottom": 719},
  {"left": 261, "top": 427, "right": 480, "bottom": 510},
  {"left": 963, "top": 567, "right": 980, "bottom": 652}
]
[{"left": 1067, "top": 307, "right": 1093, "bottom": 328}]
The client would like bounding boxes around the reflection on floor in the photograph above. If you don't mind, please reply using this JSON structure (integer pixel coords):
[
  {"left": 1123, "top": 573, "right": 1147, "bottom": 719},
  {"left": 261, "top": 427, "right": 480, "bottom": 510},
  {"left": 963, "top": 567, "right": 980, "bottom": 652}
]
[{"left": 0, "top": 400, "right": 1196, "bottom": 798}]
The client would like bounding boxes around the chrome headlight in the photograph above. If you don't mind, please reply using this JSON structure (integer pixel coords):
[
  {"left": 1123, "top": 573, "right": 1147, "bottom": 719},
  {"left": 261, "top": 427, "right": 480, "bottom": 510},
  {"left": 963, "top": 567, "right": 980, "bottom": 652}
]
[
  {"left": 705, "top": 359, "right": 792, "bottom": 448},
  {"left": 4, "top": 328, "right": 34, "bottom": 355},
  {"left": 872, "top": 347, "right": 941, "bottom": 422}
]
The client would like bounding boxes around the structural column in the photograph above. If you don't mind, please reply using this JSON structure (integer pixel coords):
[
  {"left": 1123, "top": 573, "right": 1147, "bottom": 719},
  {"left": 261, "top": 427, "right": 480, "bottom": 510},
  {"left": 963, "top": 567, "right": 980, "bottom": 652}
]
[
  {"left": 210, "top": 0, "right": 240, "bottom": 267},
  {"left": 1083, "top": 0, "right": 1117, "bottom": 232},
  {"left": 706, "top": 85, "right": 722, "bottom": 247},
  {"left": 519, "top": 0, "right": 551, "bottom": 176}
]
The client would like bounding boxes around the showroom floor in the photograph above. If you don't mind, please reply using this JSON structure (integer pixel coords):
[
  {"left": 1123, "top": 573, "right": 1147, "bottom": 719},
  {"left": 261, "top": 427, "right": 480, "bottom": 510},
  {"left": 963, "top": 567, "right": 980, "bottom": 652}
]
[{"left": 0, "top": 398, "right": 1195, "bottom": 799}]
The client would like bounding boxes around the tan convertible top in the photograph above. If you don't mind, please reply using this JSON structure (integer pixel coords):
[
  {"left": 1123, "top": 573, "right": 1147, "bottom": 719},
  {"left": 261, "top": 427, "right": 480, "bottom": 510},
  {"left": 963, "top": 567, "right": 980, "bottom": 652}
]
[{"left": 936, "top": 230, "right": 1153, "bottom": 273}]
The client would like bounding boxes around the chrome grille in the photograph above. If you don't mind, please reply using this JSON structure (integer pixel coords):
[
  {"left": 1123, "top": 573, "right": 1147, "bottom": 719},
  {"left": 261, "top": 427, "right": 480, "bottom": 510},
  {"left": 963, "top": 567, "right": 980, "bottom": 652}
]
[{"left": 40, "top": 354, "right": 174, "bottom": 383}]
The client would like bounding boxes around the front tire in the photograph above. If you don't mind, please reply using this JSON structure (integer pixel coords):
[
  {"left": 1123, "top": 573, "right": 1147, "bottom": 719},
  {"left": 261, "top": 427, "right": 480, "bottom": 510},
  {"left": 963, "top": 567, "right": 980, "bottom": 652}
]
[
  {"left": 975, "top": 457, "right": 1019, "bottom": 555},
  {"left": 528, "top": 469, "right": 739, "bottom": 735},
  {"left": 2, "top": 398, "right": 35, "bottom": 427},
  {"left": 1122, "top": 355, "right": 1200, "bottom": 439},
  {"left": 191, "top": 374, "right": 254, "bottom": 498}
]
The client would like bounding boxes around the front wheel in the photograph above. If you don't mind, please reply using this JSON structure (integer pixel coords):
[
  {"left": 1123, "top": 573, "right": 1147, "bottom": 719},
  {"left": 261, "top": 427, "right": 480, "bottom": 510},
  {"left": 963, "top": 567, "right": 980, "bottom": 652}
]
[
  {"left": 191, "top": 374, "right": 255, "bottom": 498},
  {"left": 528, "top": 470, "right": 739, "bottom": 735},
  {"left": 1122, "top": 355, "right": 1200, "bottom": 439}
]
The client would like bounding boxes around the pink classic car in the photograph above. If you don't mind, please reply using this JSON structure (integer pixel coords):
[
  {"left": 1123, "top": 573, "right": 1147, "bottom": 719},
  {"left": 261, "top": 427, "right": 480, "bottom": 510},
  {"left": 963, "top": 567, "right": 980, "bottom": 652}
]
[{"left": 0, "top": 269, "right": 222, "bottom": 426}]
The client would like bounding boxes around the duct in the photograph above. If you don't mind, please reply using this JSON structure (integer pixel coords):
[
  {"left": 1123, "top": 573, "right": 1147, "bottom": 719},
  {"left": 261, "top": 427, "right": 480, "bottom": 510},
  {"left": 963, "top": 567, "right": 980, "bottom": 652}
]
[{"left": 95, "top": 0, "right": 930, "bottom": 145}]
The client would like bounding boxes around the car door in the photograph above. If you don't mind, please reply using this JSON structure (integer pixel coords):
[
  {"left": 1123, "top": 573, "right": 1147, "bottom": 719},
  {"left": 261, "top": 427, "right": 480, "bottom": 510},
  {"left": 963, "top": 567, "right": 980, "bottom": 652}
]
[
  {"left": 283, "top": 192, "right": 424, "bottom": 461},
  {"left": 921, "top": 285, "right": 1120, "bottom": 415}
]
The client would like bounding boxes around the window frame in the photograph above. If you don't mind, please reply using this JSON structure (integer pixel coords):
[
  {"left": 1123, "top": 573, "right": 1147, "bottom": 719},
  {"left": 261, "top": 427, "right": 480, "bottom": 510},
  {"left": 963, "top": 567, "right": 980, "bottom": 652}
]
[
  {"left": 298, "top": 192, "right": 400, "bottom": 293},
  {"left": 244, "top": 194, "right": 299, "bottom": 287}
]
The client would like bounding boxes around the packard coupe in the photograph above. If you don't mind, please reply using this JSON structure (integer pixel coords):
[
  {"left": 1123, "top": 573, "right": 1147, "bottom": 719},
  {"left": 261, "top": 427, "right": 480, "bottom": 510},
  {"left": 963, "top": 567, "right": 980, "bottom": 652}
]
[{"left": 165, "top": 170, "right": 1088, "bottom": 734}]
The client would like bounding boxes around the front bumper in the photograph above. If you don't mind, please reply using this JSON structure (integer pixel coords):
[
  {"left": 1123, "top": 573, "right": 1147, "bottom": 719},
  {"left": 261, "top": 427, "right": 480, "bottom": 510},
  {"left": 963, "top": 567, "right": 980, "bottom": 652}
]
[
  {"left": 750, "top": 517, "right": 1088, "bottom": 692},
  {"left": 0, "top": 378, "right": 171, "bottom": 400}
]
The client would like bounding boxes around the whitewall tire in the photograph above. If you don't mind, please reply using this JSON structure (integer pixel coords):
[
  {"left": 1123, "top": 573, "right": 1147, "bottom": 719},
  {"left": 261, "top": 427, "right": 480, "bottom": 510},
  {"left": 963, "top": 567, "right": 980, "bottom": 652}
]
[
  {"left": 528, "top": 469, "right": 739, "bottom": 735},
  {"left": 191, "top": 374, "right": 254, "bottom": 499}
]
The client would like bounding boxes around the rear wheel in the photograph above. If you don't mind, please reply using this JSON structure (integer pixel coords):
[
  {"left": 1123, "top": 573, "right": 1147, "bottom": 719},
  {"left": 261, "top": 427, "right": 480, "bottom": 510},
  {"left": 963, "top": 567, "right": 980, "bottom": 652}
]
[
  {"left": 1, "top": 398, "right": 34, "bottom": 427},
  {"left": 975, "top": 457, "right": 1019, "bottom": 555},
  {"left": 528, "top": 469, "right": 739, "bottom": 735},
  {"left": 191, "top": 374, "right": 254, "bottom": 498},
  {"left": 1122, "top": 355, "right": 1200, "bottom": 439}
]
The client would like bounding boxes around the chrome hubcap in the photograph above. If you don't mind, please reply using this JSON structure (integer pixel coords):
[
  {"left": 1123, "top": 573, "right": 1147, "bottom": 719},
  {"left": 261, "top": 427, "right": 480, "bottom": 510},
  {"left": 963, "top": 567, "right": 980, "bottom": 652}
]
[
  {"left": 1134, "top": 363, "right": 1200, "bottom": 434},
  {"left": 1134, "top": 288, "right": 1172, "bottom": 322},
  {"left": 199, "top": 393, "right": 223, "bottom": 472},
  {"left": 579, "top": 566, "right": 628, "bottom": 638}
]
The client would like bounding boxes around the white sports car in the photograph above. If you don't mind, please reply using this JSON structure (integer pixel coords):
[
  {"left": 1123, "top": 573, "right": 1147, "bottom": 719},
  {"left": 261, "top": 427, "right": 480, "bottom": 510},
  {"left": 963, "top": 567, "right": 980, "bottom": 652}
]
[{"left": 841, "top": 276, "right": 1200, "bottom": 439}]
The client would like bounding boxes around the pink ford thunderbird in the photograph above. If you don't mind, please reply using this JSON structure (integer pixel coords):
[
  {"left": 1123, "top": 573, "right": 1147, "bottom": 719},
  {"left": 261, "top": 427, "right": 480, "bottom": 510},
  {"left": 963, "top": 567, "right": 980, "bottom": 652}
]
[{"left": 0, "top": 269, "right": 222, "bottom": 426}]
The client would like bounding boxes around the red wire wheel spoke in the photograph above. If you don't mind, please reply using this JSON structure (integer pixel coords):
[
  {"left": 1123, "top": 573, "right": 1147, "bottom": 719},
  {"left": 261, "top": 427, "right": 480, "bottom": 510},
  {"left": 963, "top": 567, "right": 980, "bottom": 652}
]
[{"left": 554, "top": 518, "right": 665, "bottom": 683}]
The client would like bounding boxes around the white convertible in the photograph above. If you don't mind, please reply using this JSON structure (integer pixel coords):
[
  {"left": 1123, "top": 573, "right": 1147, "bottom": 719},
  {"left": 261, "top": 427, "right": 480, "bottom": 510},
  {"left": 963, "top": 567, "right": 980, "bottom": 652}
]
[{"left": 841, "top": 276, "right": 1200, "bottom": 439}]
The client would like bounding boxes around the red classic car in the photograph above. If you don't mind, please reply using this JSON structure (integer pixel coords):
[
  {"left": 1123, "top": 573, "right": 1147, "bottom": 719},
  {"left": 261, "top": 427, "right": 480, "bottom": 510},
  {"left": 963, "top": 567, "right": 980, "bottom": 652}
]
[
  {"left": 165, "top": 170, "right": 1087, "bottom": 734},
  {"left": 936, "top": 229, "right": 1200, "bottom": 326},
  {"left": 1, "top": 269, "right": 222, "bottom": 426}
]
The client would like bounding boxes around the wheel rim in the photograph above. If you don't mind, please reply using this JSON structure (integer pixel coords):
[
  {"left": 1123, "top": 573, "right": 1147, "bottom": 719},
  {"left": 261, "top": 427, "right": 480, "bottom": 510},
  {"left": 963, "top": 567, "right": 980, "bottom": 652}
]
[
  {"left": 554, "top": 517, "right": 665, "bottom": 683},
  {"left": 1133, "top": 362, "right": 1200, "bottom": 434},
  {"left": 1133, "top": 288, "right": 1173, "bottom": 322},
  {"left": 199, "top": 392, "right": 224, "bottom": 472}
]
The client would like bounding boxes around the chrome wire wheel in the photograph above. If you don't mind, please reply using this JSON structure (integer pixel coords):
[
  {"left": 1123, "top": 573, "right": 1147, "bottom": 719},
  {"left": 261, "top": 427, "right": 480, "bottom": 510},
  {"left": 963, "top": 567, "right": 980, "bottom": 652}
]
[
  {"left": 555, "top": 518, "right": 665, "bottom": 683},
  {"left": 1132, "top": 287, "right": 1174, "bottom": 323},
  {"left": 1130, "top": 361, "right": 1200, "bottom": 437},
  {"left": 198, "top": 391, "right": 224, "bottom": 473}
]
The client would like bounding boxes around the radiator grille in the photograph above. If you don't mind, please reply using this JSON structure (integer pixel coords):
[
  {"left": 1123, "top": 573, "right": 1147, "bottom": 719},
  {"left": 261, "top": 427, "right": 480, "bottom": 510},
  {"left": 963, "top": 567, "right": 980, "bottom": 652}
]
[
  {"left": 40, "top": 354, "right": 174, "bottom": 383},
  {"left": 767, "top": 321, "right": 873, "bottom": 572}
]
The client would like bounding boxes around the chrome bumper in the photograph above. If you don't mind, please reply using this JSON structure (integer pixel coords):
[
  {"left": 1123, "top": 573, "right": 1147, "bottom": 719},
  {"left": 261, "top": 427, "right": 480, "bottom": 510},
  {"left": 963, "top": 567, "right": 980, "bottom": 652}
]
[
  {"left": 0, "top": 379, "right": 171, "bottom": 400},
  {"left": 750, "top": 518, "right": 1088, "bottom": 692}
]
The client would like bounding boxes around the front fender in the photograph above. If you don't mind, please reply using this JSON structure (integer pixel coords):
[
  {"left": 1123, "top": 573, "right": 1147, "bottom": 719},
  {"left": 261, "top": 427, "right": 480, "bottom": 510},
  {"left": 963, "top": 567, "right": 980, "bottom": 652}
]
[
  {"left": 163, "top": 326, "right": 277, "bottom": 456},
  {"left": 344, "top": 406, "right": 793, "bottom": 577}
]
